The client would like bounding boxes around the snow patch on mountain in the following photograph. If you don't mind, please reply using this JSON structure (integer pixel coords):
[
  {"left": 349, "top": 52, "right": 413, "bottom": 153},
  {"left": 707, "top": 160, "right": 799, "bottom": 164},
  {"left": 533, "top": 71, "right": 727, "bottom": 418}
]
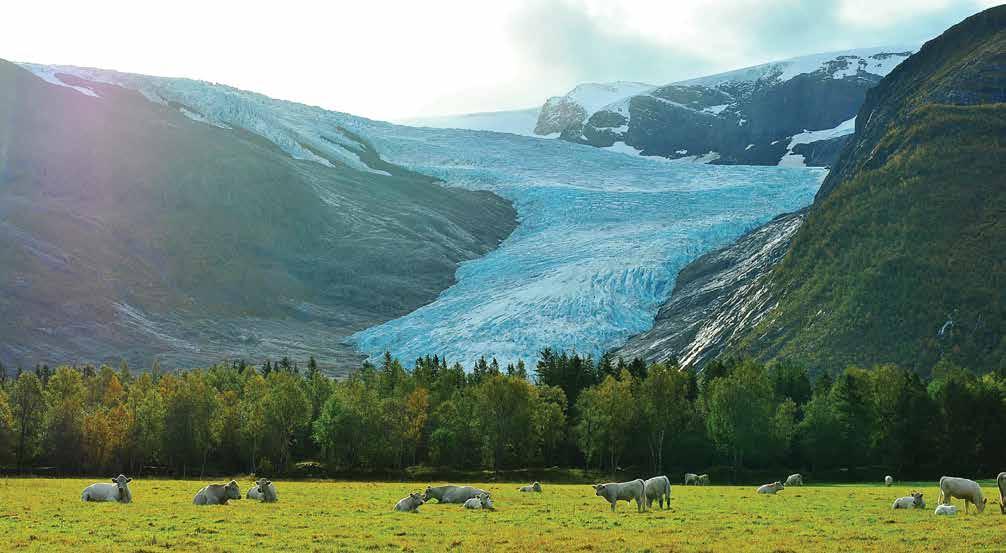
[
  {"left": 562, "top": 81, "right": 656, "bottom": 114},
  {"left": 778, "top": 117, "right": 857, "bottom": 167}
]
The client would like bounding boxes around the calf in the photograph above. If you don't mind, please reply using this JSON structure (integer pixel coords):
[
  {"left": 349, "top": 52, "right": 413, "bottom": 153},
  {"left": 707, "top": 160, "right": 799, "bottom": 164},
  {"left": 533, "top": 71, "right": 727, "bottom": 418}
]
[
  {"left": 643, "top": 475, "right": 672, "bottom": 510},
  {"left": 394, "top": 492, "right": 426, "bottom": 512},
  {"left": 193, "top": 480, "right": 242, "bottom": 505},
  {"left": 81, "top": 474, "right": 133, "bottom": 503},
  {"left": 246, "top": 478, "right": 278, "bottom": 502},
  {"left": 935, "top": 504, "right": 958, "bottom": 516},
  {"left": 938, "top": 476, "right": 987, "bottom": 514},
  {"left": 757, "top": 481, "right": 785, "bottom": 495},
  {"left": 463, "top": 492, "right": 493, "bottom": 510},
  {"left": 892, "top": 491, "right": 924, "bottom": 509},
  {"left": 593, "top": 480, "right": 646, "bottom": 512}
]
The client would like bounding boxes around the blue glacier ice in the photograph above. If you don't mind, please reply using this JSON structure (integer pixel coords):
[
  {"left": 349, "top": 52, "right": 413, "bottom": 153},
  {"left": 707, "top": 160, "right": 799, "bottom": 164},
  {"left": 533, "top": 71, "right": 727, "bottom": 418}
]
[
  {"left": 27, "top": 65, "right": 825, "bottom": 367},
  {"left": 349, "top": 123, "right": 825, "bottom": 366}
]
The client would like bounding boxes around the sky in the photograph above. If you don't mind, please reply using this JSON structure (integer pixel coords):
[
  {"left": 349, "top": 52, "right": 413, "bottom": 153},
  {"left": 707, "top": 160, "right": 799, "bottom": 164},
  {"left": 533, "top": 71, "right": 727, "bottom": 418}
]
[{"left": 1, "top": 0, "right": 998, "bottom": 120}]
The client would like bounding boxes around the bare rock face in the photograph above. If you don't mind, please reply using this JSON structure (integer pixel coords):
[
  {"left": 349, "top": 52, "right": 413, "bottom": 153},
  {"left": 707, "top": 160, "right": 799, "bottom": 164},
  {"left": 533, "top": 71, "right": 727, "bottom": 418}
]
[{"left": 615, "top": 211, "right": 805, "bottom": 367}]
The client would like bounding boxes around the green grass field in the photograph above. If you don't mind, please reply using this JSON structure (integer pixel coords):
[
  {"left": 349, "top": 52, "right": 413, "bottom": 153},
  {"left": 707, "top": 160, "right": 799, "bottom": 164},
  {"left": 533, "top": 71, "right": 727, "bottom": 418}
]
[{"left": 1, "top": 478, "right": 1003, "bottom": 552}]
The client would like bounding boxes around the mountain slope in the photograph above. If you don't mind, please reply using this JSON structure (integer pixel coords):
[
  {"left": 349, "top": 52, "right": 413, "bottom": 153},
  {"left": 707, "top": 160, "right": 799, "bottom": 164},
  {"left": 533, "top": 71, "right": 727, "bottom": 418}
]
[
  {"left": 535, "top": 47, "right": 915, "bottom": 166},
  {"left": 618, "top": 6, "right": 1005, "bottom": 373},
  {"left": 0, "top": 60, "right": 517, "bottom": 371}
]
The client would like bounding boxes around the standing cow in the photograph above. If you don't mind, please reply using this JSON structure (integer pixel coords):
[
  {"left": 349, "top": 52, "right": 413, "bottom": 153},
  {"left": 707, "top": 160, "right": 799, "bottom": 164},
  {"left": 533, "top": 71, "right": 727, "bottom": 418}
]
[
  {"left": 997, "top": 472, "right": 1005, "bottom": 515},
  {"left": 885, "top": 475, "right": 893, "bottom": 487},
  {"left": 592, "top": 480, "right": 647, "bottom": 512},
  {"left": 684, "top": 473, "right": 699, "bottom": 485},
  {"left": 697, "top": 474, "right": 710, "bottom": 486},
  {"left": 193, "top": 480, "right": 242, "bottom": 505},
  {"left": 785, "top": 474, "right": 803, "bottom": 486},
  {"left": 938, "top": 476, "right": 987, "bottom": 514},
  {"left": 643, "top": 475, "right": 672, "bottom": 510},
  {"left": 422, "top": 485, "right": 487, "bottom": 504},
  {"left": 81, "top": 474, "right": 133, "bottom": 503}
]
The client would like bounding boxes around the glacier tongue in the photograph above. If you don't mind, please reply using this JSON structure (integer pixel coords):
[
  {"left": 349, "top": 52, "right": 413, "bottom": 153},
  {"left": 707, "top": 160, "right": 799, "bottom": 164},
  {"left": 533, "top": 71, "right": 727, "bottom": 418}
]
[{"left": 348, "top": 123, "right": 825, "bottom": 366}]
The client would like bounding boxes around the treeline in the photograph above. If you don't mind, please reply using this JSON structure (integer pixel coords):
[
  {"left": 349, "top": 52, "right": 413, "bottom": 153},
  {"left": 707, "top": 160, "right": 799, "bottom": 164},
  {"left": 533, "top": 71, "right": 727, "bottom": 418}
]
[{"left": 0, "top": 353, "right": 1003, "bottom": 479}]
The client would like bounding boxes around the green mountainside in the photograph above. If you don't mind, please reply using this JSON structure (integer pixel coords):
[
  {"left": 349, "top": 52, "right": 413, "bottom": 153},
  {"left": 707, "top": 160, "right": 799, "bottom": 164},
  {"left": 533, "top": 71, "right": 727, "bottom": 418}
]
[{"left": 732, "top": 6, "right": 1006, "bottom": 374}]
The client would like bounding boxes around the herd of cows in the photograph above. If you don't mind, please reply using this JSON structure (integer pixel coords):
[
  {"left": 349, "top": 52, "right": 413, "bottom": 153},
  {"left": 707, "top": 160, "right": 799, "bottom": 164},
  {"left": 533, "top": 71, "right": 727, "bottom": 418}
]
[{"left": 79, "top": 472, "right": 1006, "bottom": 517}]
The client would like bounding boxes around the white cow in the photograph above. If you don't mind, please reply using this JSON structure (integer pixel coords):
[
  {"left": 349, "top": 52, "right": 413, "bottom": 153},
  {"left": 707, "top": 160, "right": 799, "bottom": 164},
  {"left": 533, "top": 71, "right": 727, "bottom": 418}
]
[
  {"left": 193, "top": 480, "right": 242, "bottom": 505},
  {"left": 697, "top": 474, "right": 710, "bottom": 486},
  {"left": 684, "top": 473, "right": 699, "bottom": 485},
  {"left": 885, "top": 475, "right": 893, "bottom": 487},
  {"left": 935, "top": 504, "right": 958, "bottom": 516},
  {"left": 892, "top": 491, "right": 925, "bottom": 509},
  {"left": 785, "top": 474, "right": 803, "bottom": 486},
  {"left": 394, "top": 492, "right": 426, "bottom": 512},
  {"left": 518, "top": 481, "right": 542, "bottom": 492},
  {"left": 997, "top": 472, "right": 1005, "bottom": 515},
  {"left": 593, "top": 480, "right": 646, "bottom": 512},
  {"left": 643, "top": 475, "right": 672, "bottom": 510},
  {"left": 757, "top": 481, "right": 785, "bottom": 495},
  {"left": 938, "top": 476, "right": 987, "bottom": 514},
  {"left": 246, "top": 478, "right": 278, "bottom": 502},
  {"left": 463, "top": 492, "right": 493, "bottom": 510},
  {"left": 81, "top": 474, "right": 133, "bottom": 503},
  {"left": 422, "top": 485, "right": 487, "bottom": 504}
]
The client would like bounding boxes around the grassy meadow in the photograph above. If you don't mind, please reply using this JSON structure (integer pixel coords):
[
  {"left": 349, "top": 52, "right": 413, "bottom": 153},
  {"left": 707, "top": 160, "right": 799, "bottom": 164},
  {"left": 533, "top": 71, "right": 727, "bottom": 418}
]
[{"left": 1, "top": 478, "right": 1004, "bottom": 552}]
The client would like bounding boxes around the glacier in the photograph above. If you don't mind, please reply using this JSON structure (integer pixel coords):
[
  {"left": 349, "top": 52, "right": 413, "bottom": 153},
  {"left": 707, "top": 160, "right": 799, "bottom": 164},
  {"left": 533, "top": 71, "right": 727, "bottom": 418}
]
[
  {"left": 349, "top": 123, "right": 825, "bottom": 365},
  {"left": 21, "top": 64, "right": 826, "bottom": 367}
]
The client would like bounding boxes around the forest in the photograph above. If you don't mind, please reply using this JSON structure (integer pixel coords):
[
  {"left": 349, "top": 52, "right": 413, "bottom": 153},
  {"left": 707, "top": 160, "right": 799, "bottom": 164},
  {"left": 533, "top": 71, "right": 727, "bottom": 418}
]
[{"left": 0, "top": 351, "right": 1003, "bottom": 481}]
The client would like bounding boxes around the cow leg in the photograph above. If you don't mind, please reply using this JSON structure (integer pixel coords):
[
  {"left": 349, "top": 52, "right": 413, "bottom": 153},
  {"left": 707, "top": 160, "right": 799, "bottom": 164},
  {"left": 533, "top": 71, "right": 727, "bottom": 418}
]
[{"left": 610, "top": 501, "right": 616, "bottom": 512}]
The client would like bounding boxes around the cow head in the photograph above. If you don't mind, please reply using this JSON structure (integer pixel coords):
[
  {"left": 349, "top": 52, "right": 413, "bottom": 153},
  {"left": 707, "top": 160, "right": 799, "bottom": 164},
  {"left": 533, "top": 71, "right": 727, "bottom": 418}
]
[
  {"left": 409, "top": 492, "right": 424, "bottom": 504},
  {"left": 422, "top": 486, "right": 433, "bottom": 501},
  {"left": 112, "top": 474, "right": 132, "bottom": 487},
  {"left": 479, "top": 492, "right": 493, "bottom": 509},
  {"left": 592, "top": 484, "right": 606, "bottom": 497},
  {"left": 532, "top": 481, "right": 542, "bottom": 492},
  {"left": 911, "top": 491, "right": 923, "bottom": 507},
  {"left": 979, "top": 496, "right": 988, "bottom": 513},
  {"left": 225, "top": 480, "right": 242, "bottom": 500}
]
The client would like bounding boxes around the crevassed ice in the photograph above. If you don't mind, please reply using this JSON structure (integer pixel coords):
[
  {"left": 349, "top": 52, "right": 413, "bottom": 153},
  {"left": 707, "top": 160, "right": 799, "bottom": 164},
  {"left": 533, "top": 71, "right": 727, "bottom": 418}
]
[{"left": 346, "top": 122, "right": 825, "bottom": 366}]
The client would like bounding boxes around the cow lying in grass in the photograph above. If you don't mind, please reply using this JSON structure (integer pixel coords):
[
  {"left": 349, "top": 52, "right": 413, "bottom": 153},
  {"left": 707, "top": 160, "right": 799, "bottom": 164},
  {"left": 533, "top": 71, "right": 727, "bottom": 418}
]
[
  {"left": 593, "top": 480, "right": 646, "bottom": 512},
  {"left": 81, "top": 474, "right": 132, "bottom": 503},
  {"left": 394, "top": 492, "right": 426, "bottom": 512},
  {"left": 518, "top": 481, "right": 542, "bottom": 492},
  {"left": 463, "top": 492, "right": 494, "bottom": 510},
  {"left": 422, "top": 485, "right": 487, "bottom": 504},
  {"left": 246, "top": 478, "right": 278, "bottom": 502},
  {"left": 757, "top": 481, "right": 785, "bottom": 495},
  {"left": 193, "top": 480, "right": 241, "bottom": 505},
  {"left": 892, "top": 491, "right": 925, "bottom": 509}
]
